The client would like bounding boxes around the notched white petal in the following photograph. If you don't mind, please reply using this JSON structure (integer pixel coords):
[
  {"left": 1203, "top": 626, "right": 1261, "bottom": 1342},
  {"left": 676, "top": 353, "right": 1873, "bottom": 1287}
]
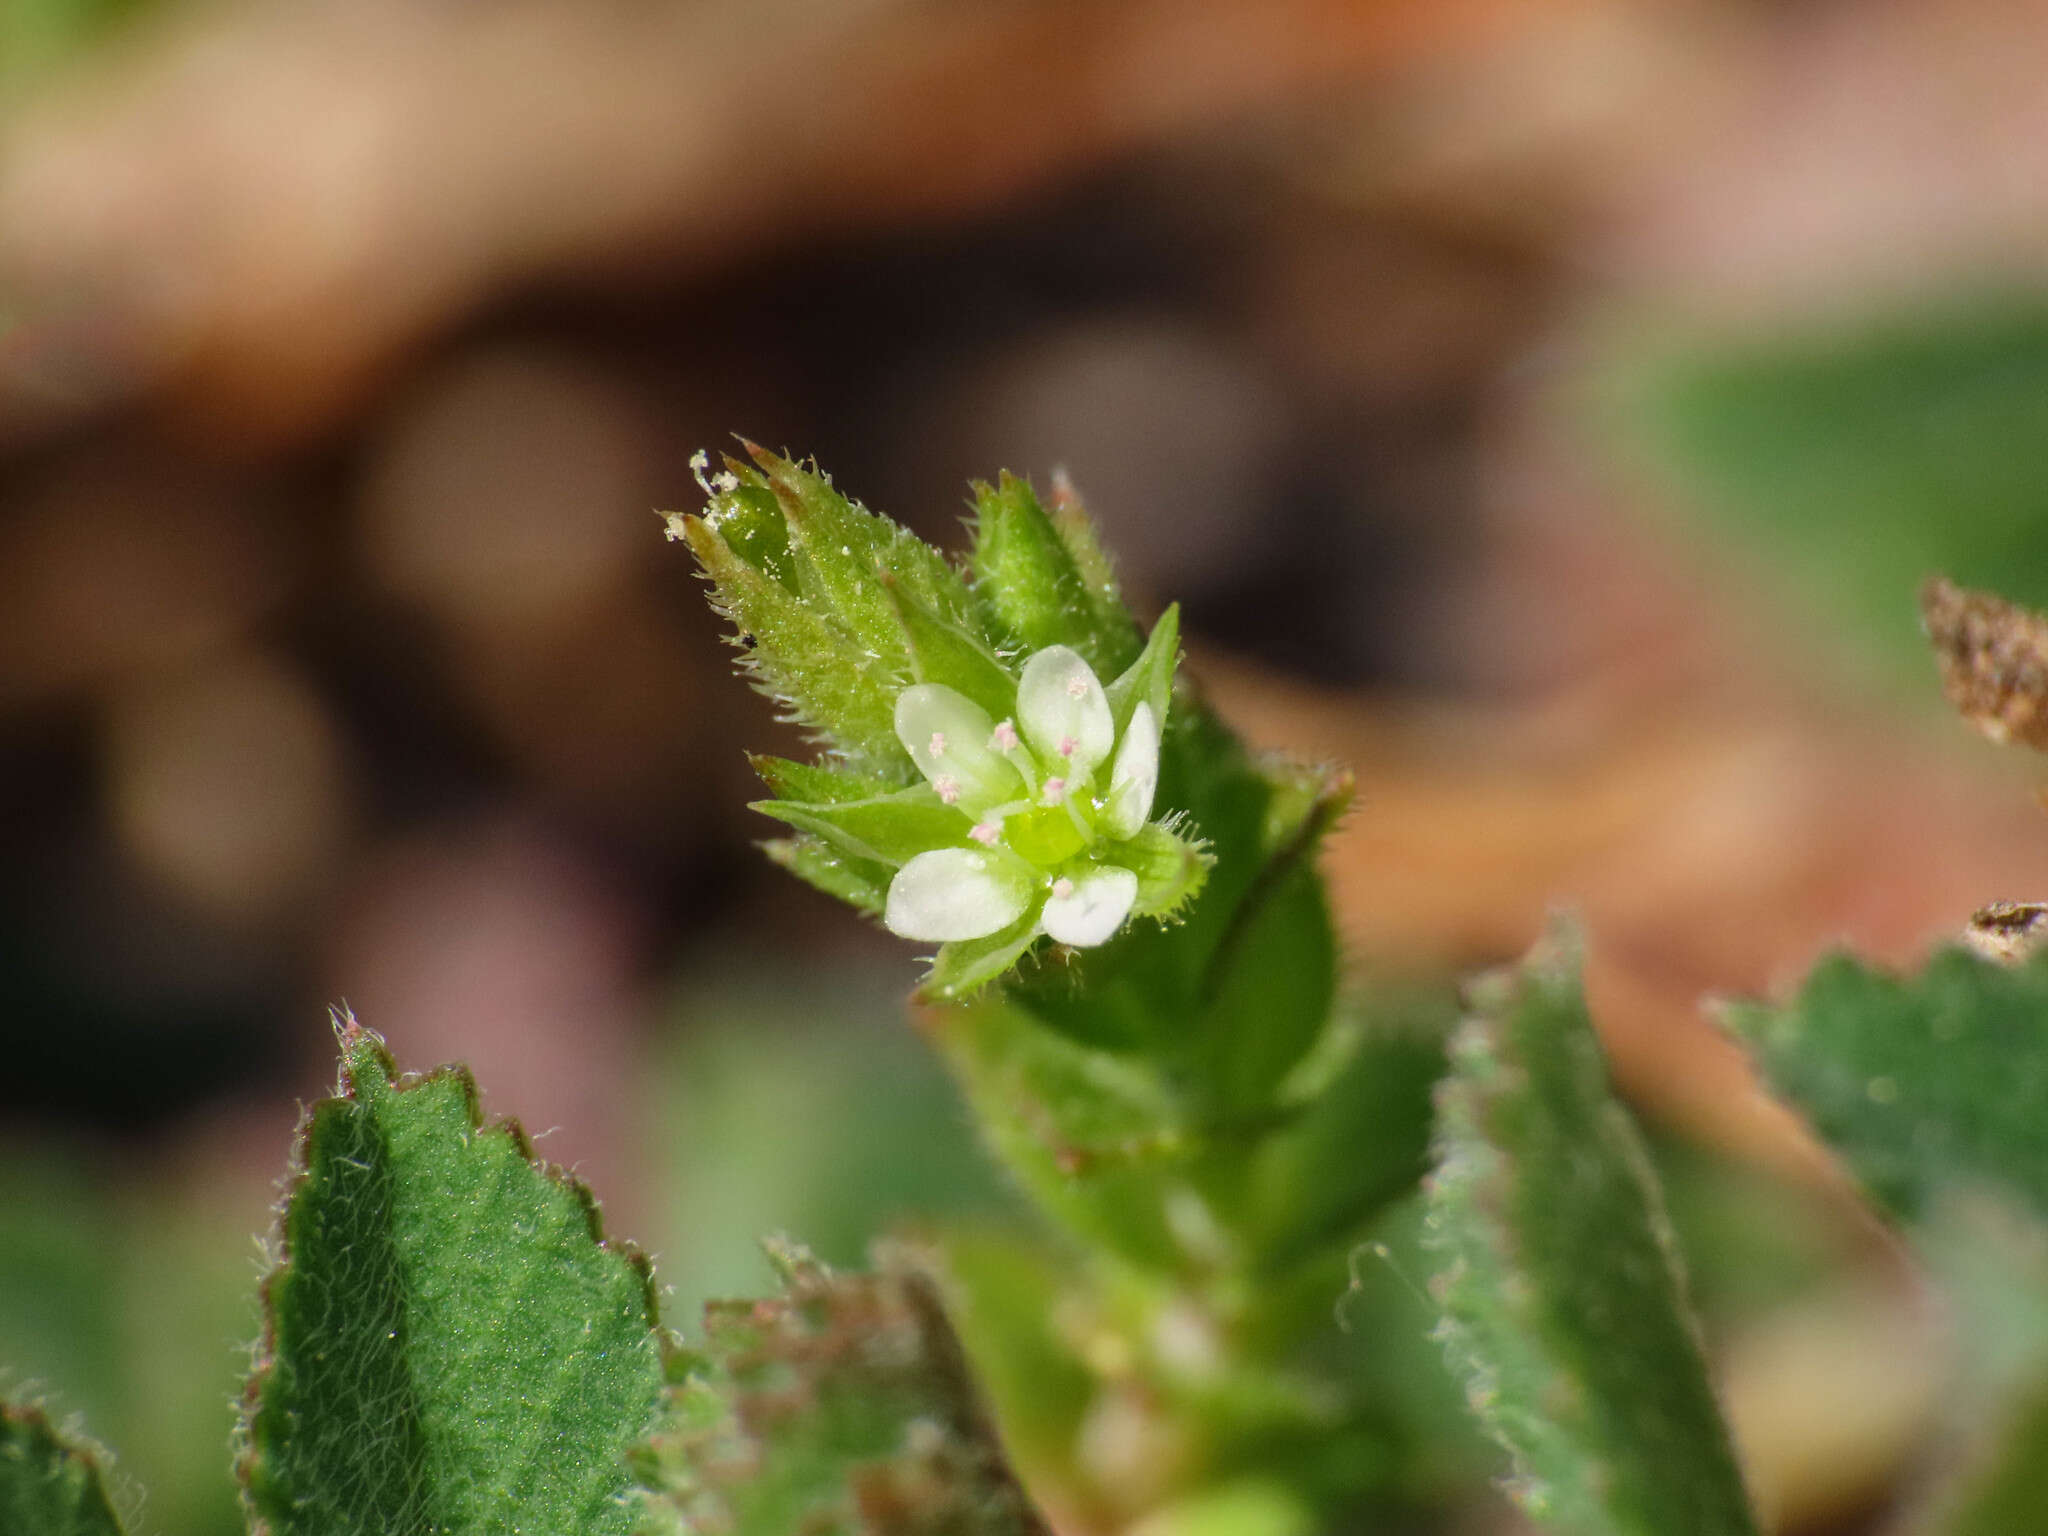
[
  {"left": 896, "top": 683, "right": 1021, "bottom": 813},
  {"left": 1102, "top": 701, "right": 1160, "bottom": 839},
  {"left": 1041, "top": 865, "right": 1139, "bottom": 947},
  {"left": 884, "top": 848, "right": 1032, "bottom": 942},
  {"left": 1017, "top": 646, "right": 1114, "bottom": 779}
]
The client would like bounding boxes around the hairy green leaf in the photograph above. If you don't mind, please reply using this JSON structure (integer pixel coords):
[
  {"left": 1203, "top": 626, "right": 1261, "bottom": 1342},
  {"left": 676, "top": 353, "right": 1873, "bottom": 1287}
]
[
  {"left": 639, "top": 1241, "right": 1048, "bottom": 1536},
  {"left": 0, "top": 1402, "right": 125, "bottom": 1536},
  {"left": 749, "top": 445, "right": 978, "bottom": 641},
  {"left": 1727, "top": 947, "right": 2048, "bottom": 1222},
  {"left": 239, "top": 1021, "right": 669, "bottom": 1536},
  {"left": 1425, "top": 933, "right": 1759, "bottom": 1536},
  {"left": 680, "top": 513, "right": 908, "bottom": 765}
]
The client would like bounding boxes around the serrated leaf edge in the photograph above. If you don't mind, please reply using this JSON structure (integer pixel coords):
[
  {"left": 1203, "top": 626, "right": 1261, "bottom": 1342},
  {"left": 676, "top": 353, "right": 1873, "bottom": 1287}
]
[{"left": 233, "top": 1010, "right": 681, "bottom": 1535}]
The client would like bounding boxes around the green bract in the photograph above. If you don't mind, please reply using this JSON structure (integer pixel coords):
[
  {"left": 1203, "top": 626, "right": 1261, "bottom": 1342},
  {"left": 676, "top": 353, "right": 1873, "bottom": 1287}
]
[{"left": 670, "top": 446, "right": 1210, "bottom": 997}]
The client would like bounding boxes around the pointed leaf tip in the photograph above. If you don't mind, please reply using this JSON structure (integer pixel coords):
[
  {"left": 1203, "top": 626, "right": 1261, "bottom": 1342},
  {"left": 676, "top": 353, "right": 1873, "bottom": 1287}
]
[
  {"left": 1425, "top": 941, "right": 1759, "bottom": 1536},
  {"left": 242, "top": 1030, "right": 669, "bottom": 1536}
]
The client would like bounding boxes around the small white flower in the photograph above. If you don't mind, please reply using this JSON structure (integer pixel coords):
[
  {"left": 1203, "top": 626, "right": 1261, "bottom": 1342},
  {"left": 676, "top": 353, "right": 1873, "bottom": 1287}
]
[
  {"left": 1017, "top": 646, "right": 1113, "bottom": 778},
  {"left": 885, "top": 849, "right": 1032, "bottom": 941},
  {"left": 1101, "top": 701, "right": 1160, "bottom": 840},
  {"left": 896, "top": 684, "right": 1022, "bottom": 813},
  {"left": 1042, "top": 866, "right": 1139, "bottom": 947},
  {"left": 877, "top": 640, "right": 1175, "bottom": 960}
]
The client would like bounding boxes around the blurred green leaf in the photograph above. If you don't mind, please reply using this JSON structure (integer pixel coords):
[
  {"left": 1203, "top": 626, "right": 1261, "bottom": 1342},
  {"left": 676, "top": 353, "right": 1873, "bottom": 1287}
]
[
  {"left": 1728, "top": 947, "right": 2048, "bottom": 1222},
  {"left": 0, "top": 1400, "right": 125, "bottom": 1536},
  {"left": 1919, "top": 1372, "right": 2048, "bottom": 1536},
  {"left": 1893, "top": 1196, "right": 2048, "bottom": 1535},
  {"left": 1623, "top": 293, "right": 2048, "bottom": 683},
  {"left": 652, "top": 967, "right": 1023, "bottom": 1320},
  {"left": 1232, "top": 984, "right": 1451, "bottom": 1276},
  {"left": 1425, "top": 932, "right": 1759, "bottom": 1536},
  {"left": 932, "top": 1229, "right": 1095, "bottom": 1487},
  {"left": 639, "top": 1241, "right": 1048, "bottom": 1536},
  {"left": 1647, "top": 1133, "right": 1857, "bottom": 1327},
  {"left": 0, "top": 1158, "right": 122, "bottom": 1437},
  {"left": 240, "top": 1022, "right": 668, "bottom": 1536},
  {"left": 0, "top": 0, "right": 146, "bottom": 93}
]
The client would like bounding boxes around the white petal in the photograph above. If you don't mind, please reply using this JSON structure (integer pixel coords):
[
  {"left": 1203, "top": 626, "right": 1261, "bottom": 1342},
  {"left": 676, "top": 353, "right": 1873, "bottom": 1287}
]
[
  {"left": 885, "top": 849, "right": 1032, "bottom": 942},
  {"left": 1101, "top": 701, "right": 1160, "bottom": 839},
  {"left": 1017, "top": 646, "right": 1114, "bottom": 779},
  {"left": 1041, "top": 866, "right": 1138, "bottom": 947},
  {"left": 895, "top": 684, "right": 1022, "bottom": 813}
]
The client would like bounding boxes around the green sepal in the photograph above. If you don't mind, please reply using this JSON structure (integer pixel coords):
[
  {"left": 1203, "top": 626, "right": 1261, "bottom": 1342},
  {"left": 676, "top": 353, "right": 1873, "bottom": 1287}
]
[
  {"left": 885, "top": 576, "right": 1019, "bottom": 724},
  {"left": 747, "top": 443, "right": 978, "bottom": 650},
  {"left": 680, "top": 513, "right": 905, "bottom": 765},
  {"left": 748, "top": 754, "right": 904, "bottom": 804},
  {"left": 762, "top": 835, "right": 891, "bottom": 916},
  {"left": 969, "top": 472, "right": 1136, "bottom": 675},
  {"left": 1112, "top": 821, "right": 1212, "bottom": 919},
  {"left": 1726, "top": 946, "right": 2048, "bottom": 1224},
  {"left": 753, "top": 788, "right": 972, "bottom": 868},
  {"left": 1105, "top": 604, "right": 1181, "bottom": 738},
  {"left": 1046, "top": 477, "right": 1144, "bottom": 675},
  {"left": 704, "top": 479, "right": 798, "bottom": 591},
  {"left": 925, "top": 912, "right": 1045, "bottom": 1001},
  {"left": 1425, "top": 928, "right": 1760, "bottom": 1536},
  {"left": 0, "top": 1400, "right": 127, "bottom": 1536}
]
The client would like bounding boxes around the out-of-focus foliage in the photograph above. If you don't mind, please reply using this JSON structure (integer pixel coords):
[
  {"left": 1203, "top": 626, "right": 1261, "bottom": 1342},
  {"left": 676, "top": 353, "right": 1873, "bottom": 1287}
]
[
  {"left": 0, "top": 1152, "right": 251, "bottom": 1536},
  {"left": 651, "top": 965, "right": 1025, "bottom": 1318},
  {"left": 1729, "top": 947, "right": 2048, "bottom": 1223},
  {"left": 1425, "top": 932, "right": 1758, "bottom": 1536},
  {"left": 1626, "top": 295, "right": 2048, "bottom": 684},
  {"left": 638, "top": 1241, "right": 1045, "bottom": 1536},
  {"left": 0, "top": 0, "right": 149, "bottom": 93},
  {"left": 0, "top": 1400, "right": 125, "bottom": 1536}
]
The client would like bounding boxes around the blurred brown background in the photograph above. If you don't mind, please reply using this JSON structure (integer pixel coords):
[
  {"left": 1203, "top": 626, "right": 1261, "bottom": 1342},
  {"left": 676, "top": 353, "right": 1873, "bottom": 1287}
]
[{"left": 11, "top": 0, "right": 2048, "bottom": 1531}]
